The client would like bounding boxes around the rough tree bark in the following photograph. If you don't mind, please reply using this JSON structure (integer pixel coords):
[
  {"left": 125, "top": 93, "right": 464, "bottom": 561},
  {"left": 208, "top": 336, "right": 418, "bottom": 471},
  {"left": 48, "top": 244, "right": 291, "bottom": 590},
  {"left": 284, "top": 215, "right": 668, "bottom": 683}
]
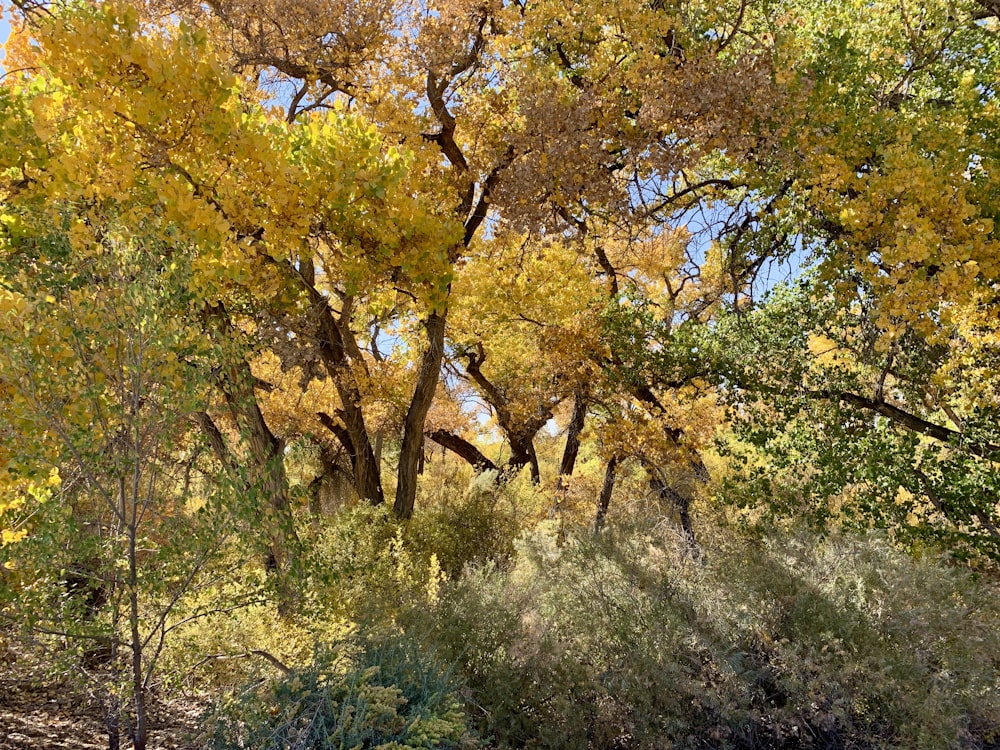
[{"left": 395, "top": 311, "right": 447, "bottom": 519}]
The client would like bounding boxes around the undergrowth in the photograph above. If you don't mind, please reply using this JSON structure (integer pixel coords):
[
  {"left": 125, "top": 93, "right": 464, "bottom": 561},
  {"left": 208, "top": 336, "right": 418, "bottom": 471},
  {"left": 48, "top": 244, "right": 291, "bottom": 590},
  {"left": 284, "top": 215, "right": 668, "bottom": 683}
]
[
  {"left": 403, "top": 519, "right": 1000, "bottom": 750},
  {"left": 169, "top": 477, "right": 1000, "bottom": 750}
]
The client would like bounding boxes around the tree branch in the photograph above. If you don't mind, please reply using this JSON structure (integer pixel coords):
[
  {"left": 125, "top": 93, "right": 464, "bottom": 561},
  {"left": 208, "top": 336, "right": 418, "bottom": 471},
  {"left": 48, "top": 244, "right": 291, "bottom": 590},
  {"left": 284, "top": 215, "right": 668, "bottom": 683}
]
[
  {"left": 463, "top": 146, "right": 515, "bottom": 247},
  {"left": 425, "top": 430, "right": 498, "bottom": 472},
  {"left": 809, "top": 390, "right": 1000, "bottom": 461}
]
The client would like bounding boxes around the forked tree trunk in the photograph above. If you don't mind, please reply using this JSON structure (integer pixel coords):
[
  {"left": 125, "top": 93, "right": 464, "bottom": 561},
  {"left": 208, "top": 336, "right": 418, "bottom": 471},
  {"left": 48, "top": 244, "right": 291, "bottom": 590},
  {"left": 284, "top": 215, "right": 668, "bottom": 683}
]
[
  {"left": 306, "top": 294, "right": 385, "bottom": 506},
  {"left": 202, "top": 304, "right": 301, "bottom": 579}
]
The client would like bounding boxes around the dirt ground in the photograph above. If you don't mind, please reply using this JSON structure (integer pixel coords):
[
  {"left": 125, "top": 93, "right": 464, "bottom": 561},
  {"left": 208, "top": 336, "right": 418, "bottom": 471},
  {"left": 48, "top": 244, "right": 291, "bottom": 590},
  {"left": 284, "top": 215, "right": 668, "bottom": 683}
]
[{"left": 0, "top": 677, "right": 205, "bottom": 750}]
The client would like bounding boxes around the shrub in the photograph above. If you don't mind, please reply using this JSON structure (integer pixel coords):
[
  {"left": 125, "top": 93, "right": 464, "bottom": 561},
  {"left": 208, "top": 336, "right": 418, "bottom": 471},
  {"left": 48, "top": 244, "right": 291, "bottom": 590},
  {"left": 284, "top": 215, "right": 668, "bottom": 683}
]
[
  {"left": 290, "top": 504, "right": 451, "bottom": 627},
  {"left": 413, "top": 520, "right": 1000, "bottom": 750},
  {"left": 406, "top": 469, "right": 543, "bottom": 578},
  {"left": 205, "top": 632, "right": 476, "bottom": 750}
]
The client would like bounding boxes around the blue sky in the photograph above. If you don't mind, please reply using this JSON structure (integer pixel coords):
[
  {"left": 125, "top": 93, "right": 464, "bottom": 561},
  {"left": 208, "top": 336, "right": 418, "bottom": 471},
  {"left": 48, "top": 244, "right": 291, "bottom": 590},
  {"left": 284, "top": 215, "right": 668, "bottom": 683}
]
[{"left": 1, "top": 13, "right": 9, "bottom": 65}]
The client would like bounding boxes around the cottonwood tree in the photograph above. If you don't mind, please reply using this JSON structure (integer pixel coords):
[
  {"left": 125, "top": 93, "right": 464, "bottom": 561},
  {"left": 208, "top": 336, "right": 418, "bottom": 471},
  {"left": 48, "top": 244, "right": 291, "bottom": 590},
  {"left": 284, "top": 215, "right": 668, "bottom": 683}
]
[
  {"left": 8, "top": 0, "right": 996, "bottom": 554},
  {"left": 686, "top": 0, "right": 1000, "bottom": 554},
  {"left": 112, "top": 0, "right": 786, "bottom": 522},
  {"left": 3, "top": 1, "right": 456, "bottom": 549},
  {"left": 710, "top": 277, "right": 1000, "bottom": 559}
]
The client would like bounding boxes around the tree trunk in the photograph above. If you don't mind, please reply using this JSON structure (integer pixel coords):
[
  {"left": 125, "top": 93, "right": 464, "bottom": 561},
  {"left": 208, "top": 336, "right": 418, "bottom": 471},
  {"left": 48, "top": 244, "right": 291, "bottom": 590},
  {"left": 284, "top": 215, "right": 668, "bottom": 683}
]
[
  {"left": 526, "top": 439, "right": 541, "bottom": 485},
  {"left": 552, "top": 391, "right": 588, "bottom": 517},
  {"left": 226, "top": 375, "right": 300, "bottom": 585},
  {"left": 105, "top": 692, "right": 121, "bottom": 750},
  {"left": 308, "top": 445, "right": 345, "bottom": 522},
  {"left": 595, "top": 455, "right": 619, "bottom": 531},
  {"left": 647, "top": 469, "right": 697, "bottom": 551},
  {"left": 203, "top": 304, "right": 302, "bottom": 572},
  {"left": 339, "top": 400, "right": 384, "bottom": 506},
  {"left": 504, "top": 438, "right": 536, "bottom": 482},
  {"left": 461, "top": 343, "right": 555, "bottom": 486},
  {"left": 394, "top": 310, "right": 447, "bottom": 519},
  {"left": 127, "top": 496, "right": 147, "bottom": 750},
  {"left": 130, "top": 616, "right": 147, "bottom": 750},
  {"left": 303, "top": 284, "right": 385, "bottom": 506},
  {"left": 558, "top": 392, "right": 588, "bottom": 481}
]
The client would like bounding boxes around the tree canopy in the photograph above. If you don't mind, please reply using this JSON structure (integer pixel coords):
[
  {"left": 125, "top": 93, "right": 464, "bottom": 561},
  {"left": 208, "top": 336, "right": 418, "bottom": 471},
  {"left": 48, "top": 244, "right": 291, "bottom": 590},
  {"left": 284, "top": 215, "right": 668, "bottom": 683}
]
[{"left": 1, "top": 0, "right": 999, "bottom": 745}]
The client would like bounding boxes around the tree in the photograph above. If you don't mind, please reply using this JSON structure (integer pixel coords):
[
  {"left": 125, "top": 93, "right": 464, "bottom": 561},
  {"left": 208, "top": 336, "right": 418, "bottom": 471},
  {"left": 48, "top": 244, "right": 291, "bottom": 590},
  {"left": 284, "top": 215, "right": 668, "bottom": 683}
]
[
  {"left": 8, "top": 0, "right": 997, "bottom": 556},
  {"left": 692, "top": 0, "right": 1000, "bottom": 557},
  {"left": 0, "top": 213, "right": 243, "bottom": 749},
  {"left": 709, "top": 278, "right": 1000, "bottom": 559},
  {"left": 438, "top": 236, "right": 604, "bottom": 483},
  {"left": 114, "top": 0, "right": 787, "bottom": 524},
  {"left": 3, "top": 1, "right": 459, "bottom": 533}
]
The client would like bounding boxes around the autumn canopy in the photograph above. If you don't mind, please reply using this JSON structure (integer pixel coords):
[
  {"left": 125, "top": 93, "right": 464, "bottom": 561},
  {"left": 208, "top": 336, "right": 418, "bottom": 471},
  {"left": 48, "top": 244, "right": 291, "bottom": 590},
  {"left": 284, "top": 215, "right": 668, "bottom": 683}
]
[{"left": 0, "top": 0, "right": 999, "bottom": 747}]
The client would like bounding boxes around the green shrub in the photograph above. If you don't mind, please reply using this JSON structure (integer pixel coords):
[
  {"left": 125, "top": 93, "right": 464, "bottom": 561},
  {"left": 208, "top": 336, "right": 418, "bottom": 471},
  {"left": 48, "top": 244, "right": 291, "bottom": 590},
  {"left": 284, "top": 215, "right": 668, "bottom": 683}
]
[
  {"left": 406, "top": 469, "right": 541, "bottom": 578},
  {"left": 162, "top": 505, "right": 434, "bottom": 694},
  {"left": 205, "top": 632, "right": 476, "bottom": 750},
  {"left": 411, "top": 521, "right": 1000, "bottom": 750},
  {"left": 293, "top": 504, "right": 446, "bottom": 625}
]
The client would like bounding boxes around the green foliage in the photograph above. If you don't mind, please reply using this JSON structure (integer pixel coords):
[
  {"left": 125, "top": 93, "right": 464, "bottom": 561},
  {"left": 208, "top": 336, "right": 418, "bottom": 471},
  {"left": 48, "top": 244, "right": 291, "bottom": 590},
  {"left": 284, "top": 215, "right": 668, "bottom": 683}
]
[
  {"left": 407, "top": 468, "right": 543, "bottom": 578},
  {"left": 709, "top": 280, "right": 1000, "bottom": 560},
  {"left": 165, "top": 505, "right": 438, "bottom": 693},
  {"left": 2, "top": 2, "right": 1000, "bottom": 748},
  {"left": 0, "top": 214, "right": 254, "bottom": 747},
  {"left": 412, "top": 521, "right": 1000, "bottom": 749},
  {"left": 599, "top": 291, "right": 709, "bottom": 393},
  {"left": 165, "top": 488, "right": 519, "bottom": 695},
  {"left": 205, "top": 633, "right": 475, "bottom": 750},
  {"left": 292, "top": 471, "right": 541, "bottom": 623},
  {"left": 293, "top": 505, "right": 442, "bottom": 625}
]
